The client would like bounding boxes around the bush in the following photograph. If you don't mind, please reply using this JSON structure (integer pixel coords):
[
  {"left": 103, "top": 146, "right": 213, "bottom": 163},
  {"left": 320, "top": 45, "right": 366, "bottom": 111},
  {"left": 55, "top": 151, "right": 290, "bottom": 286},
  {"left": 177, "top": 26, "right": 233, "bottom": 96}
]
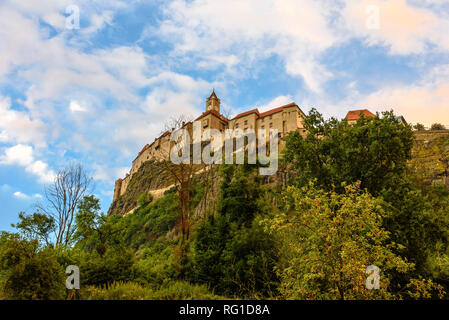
[
  {"left": 81, "top": 247, "right": 135, "bottom": 287},
  {"left": 133, "top": 244, "right": 179, "bottom": 286},
  {"left": 0, "top": 234, "right": 66, "bottom": 300},
  {"left": 413, "top": 123, "right": 425, "bottom": 131},
  {"left": 431, "top": 123, "right": 446, "bottom": 130},
  {"left": 137, "top": 192, "right": 153, "bottom": 207}
]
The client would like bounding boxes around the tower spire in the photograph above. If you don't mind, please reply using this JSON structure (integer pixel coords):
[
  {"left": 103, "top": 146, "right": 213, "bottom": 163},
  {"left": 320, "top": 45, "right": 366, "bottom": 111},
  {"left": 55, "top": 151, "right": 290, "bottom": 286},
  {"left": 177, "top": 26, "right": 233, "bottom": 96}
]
[{"left": 206, "top": 90, "right": 220, "bottom": 112}]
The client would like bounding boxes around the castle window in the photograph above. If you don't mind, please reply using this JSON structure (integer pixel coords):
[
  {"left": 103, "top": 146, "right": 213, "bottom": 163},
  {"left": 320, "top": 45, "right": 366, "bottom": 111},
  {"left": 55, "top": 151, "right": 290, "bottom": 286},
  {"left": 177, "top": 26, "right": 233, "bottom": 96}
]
[
  {"left": 244, "top": 128, "right": 248, "bottom": 133},
  {"left": 235, "top": 123, "right": 239, "bottom": 128},
  {"left": 269, "top": 123, "right": 273, "bottom": 128},
  {"left": 269, "top": 115, "right": 272, "bottom": 120},
  {"left": 261, "top": 125, "right": 265, "bottom": 129},
  {"left": 244, "top": 120, "right": 248, "bottom": 125}
]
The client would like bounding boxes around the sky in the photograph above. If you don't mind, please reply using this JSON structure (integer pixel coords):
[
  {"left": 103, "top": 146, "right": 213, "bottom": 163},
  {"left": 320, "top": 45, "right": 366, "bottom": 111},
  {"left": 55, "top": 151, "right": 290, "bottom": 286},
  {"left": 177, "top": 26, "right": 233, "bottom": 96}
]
[{"left": 1, "top": 0, "right": 449, "bottom": 231}]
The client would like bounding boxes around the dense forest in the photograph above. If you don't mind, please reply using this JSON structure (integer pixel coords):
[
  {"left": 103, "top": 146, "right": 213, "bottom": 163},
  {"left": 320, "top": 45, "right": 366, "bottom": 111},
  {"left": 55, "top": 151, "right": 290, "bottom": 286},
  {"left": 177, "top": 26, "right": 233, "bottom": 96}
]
[{"left": 1, "top": 109, "right": 449, "bottom": 300}]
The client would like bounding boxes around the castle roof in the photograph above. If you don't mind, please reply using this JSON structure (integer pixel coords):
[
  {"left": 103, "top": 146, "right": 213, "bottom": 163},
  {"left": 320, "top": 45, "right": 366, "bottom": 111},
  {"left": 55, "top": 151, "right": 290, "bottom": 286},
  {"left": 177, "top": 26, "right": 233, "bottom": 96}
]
[
  {"left": 232, "top": 102, "right": 299, "bottom": 121},
  {"left": 195, "top": 109, "right": 228, "bottom": 122},
  {"left": 345, "top": 109, "right": 375, "bottom": 121},
  {"left": 208, "top": 90, "right": 219, "bottom": 100},
  {"left": 231, "top": 109, "right": 260, "bottom": 120}
]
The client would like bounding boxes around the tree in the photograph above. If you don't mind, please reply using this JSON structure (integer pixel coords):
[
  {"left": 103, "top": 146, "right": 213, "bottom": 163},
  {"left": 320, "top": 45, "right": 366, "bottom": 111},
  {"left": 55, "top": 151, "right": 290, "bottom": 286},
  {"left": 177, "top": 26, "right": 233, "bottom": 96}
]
[
  {"left": 431, "top": 123, "right": 446, "bottom": 130},
  {"left": 155, "top": 115, "right": 214, "bottom": 272},
  {"left": 74, "top": 195, "right": 123, "bottom": 258},
  {"left": 413, "top": 123, "right": 425, "bottom": 131},
  {"left": 12, "top": 212, "right": 55, "bottom": 247},
  {"left": 284, "top": 109, "right": 414, "bottom": 196},
  {"left": 263, "top": 182, "right": 412, "bottom": 300},
  {"left": 39, "top": 164, "right": 93, "bottom": 247}
]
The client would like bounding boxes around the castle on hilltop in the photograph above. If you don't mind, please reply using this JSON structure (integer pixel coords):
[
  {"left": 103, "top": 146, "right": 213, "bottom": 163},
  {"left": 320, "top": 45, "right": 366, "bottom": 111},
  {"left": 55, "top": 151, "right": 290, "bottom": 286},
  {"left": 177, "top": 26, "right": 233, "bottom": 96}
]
[{"left": 113, "top": 92, "right": 308, "bottom": 201}]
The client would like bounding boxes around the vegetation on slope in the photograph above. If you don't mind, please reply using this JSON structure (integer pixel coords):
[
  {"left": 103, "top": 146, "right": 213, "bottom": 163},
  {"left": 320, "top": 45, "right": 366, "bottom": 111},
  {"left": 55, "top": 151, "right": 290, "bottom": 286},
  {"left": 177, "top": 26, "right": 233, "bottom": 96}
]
[{"left": 2, "top": 109, "right": 449, "bottom": 300}]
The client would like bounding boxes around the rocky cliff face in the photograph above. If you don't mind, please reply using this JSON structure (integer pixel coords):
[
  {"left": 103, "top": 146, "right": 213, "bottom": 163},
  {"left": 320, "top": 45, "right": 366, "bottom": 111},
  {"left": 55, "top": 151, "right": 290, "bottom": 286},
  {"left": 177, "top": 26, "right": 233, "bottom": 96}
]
[
  {"left": 410, "top": 130, "right": 449, "bottom": 187},
  {"left": 107, "top": 160, "right": 175, "bottom": 216}
]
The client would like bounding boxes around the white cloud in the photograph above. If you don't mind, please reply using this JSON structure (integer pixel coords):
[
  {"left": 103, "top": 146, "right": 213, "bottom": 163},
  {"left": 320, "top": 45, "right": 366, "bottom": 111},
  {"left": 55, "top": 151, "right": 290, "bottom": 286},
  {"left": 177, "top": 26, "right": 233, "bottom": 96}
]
[
  {"left": 155, "top": 0, "right": 341, "bottom": 92},
  {"left": 13, "top": 191, "right": 43, "bottom": 200},
  {"left": 69, "top": 101, "right": 87, "bottom": 113},
  {"left": 259, "top": 95, "right": 294, "bottom": 113},
  {"left": 0, "top": 144, "right": 34, "bottom": 166},
  {"left": 13, "top": 191, "right": 29, "bottom": 199},
  {"left": 0, "top": 144, "right": 56, "bottom": 183},
  {"left": 0, "top": 96, "right": 47, "bottom": 147},
  {"left": 342, "top": 0, "right": 449, "bottom": 55},
  {"left": 332, "top": 64, "right": 449, "bottom": 126}
]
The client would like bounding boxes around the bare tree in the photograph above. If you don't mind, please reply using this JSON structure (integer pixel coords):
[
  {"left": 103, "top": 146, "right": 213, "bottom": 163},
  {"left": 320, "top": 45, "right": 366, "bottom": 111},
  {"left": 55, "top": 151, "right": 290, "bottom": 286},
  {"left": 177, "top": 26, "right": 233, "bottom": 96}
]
[
  {"left": 156, "top": 115, "right": 216, "bottom": 272},
  {"left": 38, "top": 163, "right": 93, "bottom": 247}
]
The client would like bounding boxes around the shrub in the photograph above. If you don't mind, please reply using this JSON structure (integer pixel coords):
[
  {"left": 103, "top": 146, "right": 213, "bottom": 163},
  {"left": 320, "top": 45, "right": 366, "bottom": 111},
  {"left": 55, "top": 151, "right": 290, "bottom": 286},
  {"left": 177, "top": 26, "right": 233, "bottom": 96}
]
[
  {"left": 413, "top": 123, "right": 425, "bottom": 131},
  {"left": 137, "top": 192, "right": 153, "bottom": 207},
  {"left": 0, "top": 234, "right": 65, "bottom": 300},
  {"left": 431, "top": 123, "right": 446, "bottom": 130}
]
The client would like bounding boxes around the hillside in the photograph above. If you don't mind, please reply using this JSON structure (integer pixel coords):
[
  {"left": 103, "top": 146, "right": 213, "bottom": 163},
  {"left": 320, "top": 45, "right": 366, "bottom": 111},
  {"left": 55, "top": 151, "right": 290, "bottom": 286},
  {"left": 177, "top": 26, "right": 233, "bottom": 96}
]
[{"left": 410, "top": 130, "right": 449, "bottom": 187}]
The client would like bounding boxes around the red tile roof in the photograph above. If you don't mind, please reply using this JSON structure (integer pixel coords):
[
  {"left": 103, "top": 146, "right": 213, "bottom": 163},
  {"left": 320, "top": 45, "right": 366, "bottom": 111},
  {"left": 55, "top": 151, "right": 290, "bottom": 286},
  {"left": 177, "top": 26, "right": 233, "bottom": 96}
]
[
  {"left": 345, "top": 109, "right": 375, "bottom": 121},
  {"left": 231, "top": 108, "right": 260, "bottom": 120},
  {"left": 232, "top": 102, "right": 298, "bottom": 120},
  {"left": 195, "top": 109, "right": 229, "bottom": 122}
]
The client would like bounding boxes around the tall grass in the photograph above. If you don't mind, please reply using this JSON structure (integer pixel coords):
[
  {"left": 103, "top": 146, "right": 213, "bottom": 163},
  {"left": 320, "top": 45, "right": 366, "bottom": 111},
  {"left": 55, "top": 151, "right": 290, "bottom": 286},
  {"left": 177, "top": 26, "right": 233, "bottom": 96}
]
[{"left": 80, "top": 281, "right": 225, "bottom": 300}]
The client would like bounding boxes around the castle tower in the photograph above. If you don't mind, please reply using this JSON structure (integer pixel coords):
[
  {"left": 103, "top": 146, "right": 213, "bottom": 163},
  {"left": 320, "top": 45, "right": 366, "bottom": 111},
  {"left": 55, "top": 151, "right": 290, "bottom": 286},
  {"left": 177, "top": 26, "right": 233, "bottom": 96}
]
[{"left": 206, "top": 90, "right": 220, "bottom": 113}]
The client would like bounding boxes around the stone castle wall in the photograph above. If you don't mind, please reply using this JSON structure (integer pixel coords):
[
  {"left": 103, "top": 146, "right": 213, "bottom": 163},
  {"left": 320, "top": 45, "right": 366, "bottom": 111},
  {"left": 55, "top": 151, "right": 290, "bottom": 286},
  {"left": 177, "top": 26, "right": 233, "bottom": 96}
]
[{"left": 112, "top": 94, "right": 306, "bottom": 202}]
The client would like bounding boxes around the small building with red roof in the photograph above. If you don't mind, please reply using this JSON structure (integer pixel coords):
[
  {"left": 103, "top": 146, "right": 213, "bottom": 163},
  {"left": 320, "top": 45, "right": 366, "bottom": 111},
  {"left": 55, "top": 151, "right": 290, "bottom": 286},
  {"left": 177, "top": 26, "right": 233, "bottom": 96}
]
[{"left": 344, "top": 109, "right": 376, "bottom": 125}]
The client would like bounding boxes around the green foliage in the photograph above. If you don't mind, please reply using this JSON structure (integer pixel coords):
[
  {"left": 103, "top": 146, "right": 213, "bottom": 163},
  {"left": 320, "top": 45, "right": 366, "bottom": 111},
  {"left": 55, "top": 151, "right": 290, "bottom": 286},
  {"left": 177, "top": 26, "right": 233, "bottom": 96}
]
[
  {"left": 137, "top": 192, "right": 153, "bottom": 207},
  {"left": 74, "top": 196, "right": 104, "bottom": 242},
  {"left": 12, "top": 212, "right": 55, "bottom": 247},
  {"left": 0, "top": 233, "right": 65, "bottom": 300},
  {"left": 2, "top": 111, "right": 449, "bottom": 300},
  {"left": 263, "top": 182, "right": 413, "bottom": 300},
  {"left": 381, "top": 181, "right": 449, "bottom": 278},
  {"left": 133, "top": 243, "right": 179, "bottom": 286},
  {"left": 414, "top": 123, "right": 426, "bottom": 131},
  {"left": 116, "top": 192, "right": 179, "bottom": 250},
  {"left": 284, "top": 109, "right": 414, "bottom": 196},
  {"left": 81, "top": 247, "right": 135, "bottom": 287},
  {"left": 192, "top": 165, "right": 278, "bottom": 298}
]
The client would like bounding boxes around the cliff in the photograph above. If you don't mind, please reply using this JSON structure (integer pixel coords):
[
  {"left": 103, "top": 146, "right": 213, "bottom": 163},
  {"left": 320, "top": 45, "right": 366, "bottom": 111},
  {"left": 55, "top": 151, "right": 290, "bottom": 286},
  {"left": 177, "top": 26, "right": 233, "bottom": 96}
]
[{"left": 107, "top": 160, "right": 176, "bottom": 216}]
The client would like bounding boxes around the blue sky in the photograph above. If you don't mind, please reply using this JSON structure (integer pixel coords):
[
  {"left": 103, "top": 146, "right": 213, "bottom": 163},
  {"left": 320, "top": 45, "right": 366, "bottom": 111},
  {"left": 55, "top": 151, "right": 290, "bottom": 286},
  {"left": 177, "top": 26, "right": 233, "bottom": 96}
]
[{"left": 1, "top": 0, "right": 449, "bottom": 231}]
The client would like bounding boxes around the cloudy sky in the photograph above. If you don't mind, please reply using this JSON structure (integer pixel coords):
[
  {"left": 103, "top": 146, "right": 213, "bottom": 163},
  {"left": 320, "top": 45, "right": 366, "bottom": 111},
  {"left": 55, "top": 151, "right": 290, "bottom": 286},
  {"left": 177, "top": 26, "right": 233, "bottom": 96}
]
[{"left": 1, "top": 0, "right": 449, "bottom": 231}]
